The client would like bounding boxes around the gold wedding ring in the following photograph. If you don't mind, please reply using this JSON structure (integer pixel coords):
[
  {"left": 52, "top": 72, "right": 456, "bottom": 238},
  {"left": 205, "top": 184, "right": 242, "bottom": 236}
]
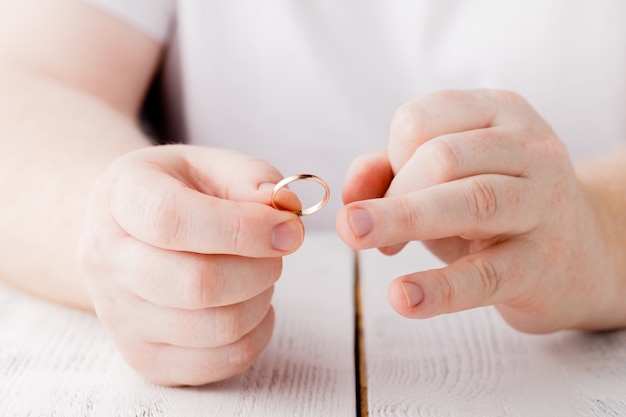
[{"left": 271, "top": 174, "right": 330, "bottom": 216}]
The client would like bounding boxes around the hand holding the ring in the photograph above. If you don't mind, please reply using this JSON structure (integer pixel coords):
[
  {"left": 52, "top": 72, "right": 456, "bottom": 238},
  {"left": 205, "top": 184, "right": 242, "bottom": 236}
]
[
  {"left": 271, "top": 174, "right": 330, "bottom": 216},
  {"left": 337, "top": 89, "right": 626, "bottom": 333},
  {"left": 78, "top": 145, "right": 305, "bottom": 386}
]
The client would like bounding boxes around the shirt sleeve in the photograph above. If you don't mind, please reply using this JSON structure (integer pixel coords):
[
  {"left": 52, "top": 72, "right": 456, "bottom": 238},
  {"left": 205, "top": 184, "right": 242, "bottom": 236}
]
[{"left": 84, "top": 0, "right": 175, "bottom": 43}]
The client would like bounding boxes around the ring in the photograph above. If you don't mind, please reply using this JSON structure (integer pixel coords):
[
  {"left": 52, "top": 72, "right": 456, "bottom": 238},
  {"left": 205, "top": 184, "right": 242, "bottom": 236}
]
[{"left": 271, "top": 174, "right": 330, "bottom": 216}]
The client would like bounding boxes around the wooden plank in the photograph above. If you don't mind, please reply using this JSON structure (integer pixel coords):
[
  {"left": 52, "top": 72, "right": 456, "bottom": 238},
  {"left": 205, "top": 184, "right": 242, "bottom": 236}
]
[
  {"left": 359, "top": 243, "right": 626, "bottom": 417},
  {"left": 91, "top": 231, "right": 357, "bottom": 417},
  {"left": 0, "top": 282, "right": 115, "bottom": 416},
  {"left": 0, "top": 232, "right": 356, "bottom": 416}
]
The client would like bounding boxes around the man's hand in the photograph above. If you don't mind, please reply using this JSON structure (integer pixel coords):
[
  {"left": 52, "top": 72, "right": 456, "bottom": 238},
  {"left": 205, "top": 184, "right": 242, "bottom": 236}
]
[
  {"left": 337, "top": 89, "right": 625, "bottom": 333},
  {"left": 79, "top": 145, "right": 304, "bottom": 385}
]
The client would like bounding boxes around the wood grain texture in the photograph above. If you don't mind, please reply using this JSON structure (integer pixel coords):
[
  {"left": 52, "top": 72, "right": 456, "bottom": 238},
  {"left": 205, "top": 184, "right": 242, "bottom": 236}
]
[
  {"left": 359, "top": 243, "right": 626, "bottom": 417},
  {"left": 0, "top": 282, "right": 114, "bottom": 416},
  {"left": 0, "top": 232, "right": 356, "bottom": 416}
]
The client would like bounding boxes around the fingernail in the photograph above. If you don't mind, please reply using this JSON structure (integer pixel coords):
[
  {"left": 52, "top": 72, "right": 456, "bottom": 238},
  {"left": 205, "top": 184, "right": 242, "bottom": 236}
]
[
  {"left": 272, "top": 220, "right": 302, "bottom": 251},
  {"left": 348, "top": 207, "right": 374, "bottom": 238},
  {"left": 401, "top": 281, "right": 424, "bottom": 308},
  {"left": 258, "top": 182, "right": 276, "bottom": 191}
]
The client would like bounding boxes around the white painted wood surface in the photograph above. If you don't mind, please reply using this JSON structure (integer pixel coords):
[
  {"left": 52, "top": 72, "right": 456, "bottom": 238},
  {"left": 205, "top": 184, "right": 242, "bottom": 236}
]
[
  {"left": 359, "top": 243, "right": 626, "bottom": 417},
  {"left": 0, "top": 232, "right": 356, "bottom": 417},
  {"left": 4, "top": 232, "right": 626, "bottom": 416}
]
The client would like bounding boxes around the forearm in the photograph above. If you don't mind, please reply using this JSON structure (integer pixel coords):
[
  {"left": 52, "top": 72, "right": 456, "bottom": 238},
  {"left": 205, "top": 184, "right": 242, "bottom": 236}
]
[{"left": 0, "top": 64, "right": 153, "bottom": 310}]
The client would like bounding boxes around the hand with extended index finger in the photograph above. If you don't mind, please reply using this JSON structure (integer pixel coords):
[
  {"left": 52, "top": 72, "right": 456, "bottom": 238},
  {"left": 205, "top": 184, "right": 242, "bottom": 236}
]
[
  {"left": 337, "top": 89, "right": 624, "bottom": 333},
  {"left": 78, "top": 145, "right": 304, "bottom": 386}
]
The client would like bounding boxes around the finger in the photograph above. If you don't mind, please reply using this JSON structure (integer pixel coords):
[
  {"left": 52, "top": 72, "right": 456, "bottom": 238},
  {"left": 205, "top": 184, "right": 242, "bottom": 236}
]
[
  {"left": 161, "top": 145, "right": 297, "bottom": 205},
  {"left": 122, "top": 307, "right": 275, "bottom": 386},
  {"left": 388, "top": 89, "right": 542, "bottom": 174},
  {"left": 341, "top": 151, "right": 393, "bottom": 204},
  {"left": 387, "top": 240, "right": 536, "bottom": 319},
  {"left": 377, "top": 242, "right": 407, "bottom": 256},
  {"left": 261, "top": 182, "right": 302, "bottom": 213},
  {"left": 337, "top": 174, "right": 537, "bottom": 249},
  {"left": 387, "top": 125, "right": 536, "bottom": 196},
  {"left": 111, "top": 236, "right": 282, "bottom": 308},
  {"left": 383, "top": 128, "right": 532, "bottom": 257},
  {"left": 110, "top": 146, "right": 304, "bottom": 256},
  {"left": 338, "top": 151, "right": 403, "bottom": 254},
  {"left": 127, "top": 288, "right": 274, "bottom": 349},
  {"left": 422, "top": 237, "right": 470, "bottom": 264},
  {"left": 388, "top": 89, "right": 497, "bottom": 173}
]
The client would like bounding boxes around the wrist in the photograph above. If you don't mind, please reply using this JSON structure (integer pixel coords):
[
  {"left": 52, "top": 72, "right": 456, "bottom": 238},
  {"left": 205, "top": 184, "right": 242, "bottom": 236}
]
[{"left": 574, "top": 165, "right": 626, "bottom": 330}]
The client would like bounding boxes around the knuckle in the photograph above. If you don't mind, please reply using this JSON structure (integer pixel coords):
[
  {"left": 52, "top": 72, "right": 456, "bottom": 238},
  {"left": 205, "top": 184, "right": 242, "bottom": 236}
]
[
  {"left": 431, "top": 269, "right": 456, "bottom": 311},
  {"left": 463, "top": 177, "right": 499, "bottom": 227},
  {"left": 136, "top": 347, "right": 189, "bottom": 387},
  {"left": 262, "top": 257, "right": 283, "bottom": 285},
  {"left": 396, "top": 197, "right": 423, "bottom": 234},
  {"left": 88, "top": 275, "right": 125, "bottom": 326},
  {"left": 421, "top": 139, "right": 462, "bottom": 184},
  {"left": 487, "top": 89, "right": 528, "bottom": 108},
  {"left": 467, "top": 256, "right": 501, "bottom": 301},
  {"left": 214, "top": 304, "right": 246, "bottom": 345},
  {"left": 272, "top": 258, "right": 283, "bottom": 282},
  {"left": 389, "top": 102, "right": 430, "bottom": 162},
  {"left": 146, "top": 191, "right": 185, "bottom": 247},
  {"left": 220, "top": 206, "right": 250, "bottom": 254},
  {"left": 183, "top": 260, "right": 225, "bottom": 309},
  {"left": 390, "top": 102, "right": 424, "bottom": 138},
  {"left": 226, "top": 333, "right": 260, "bottom": 373},
  {"left": 93, "top": 302, "right": 120, "bottom": 332},
  {"left": 120, "top": 340, "right": 160, "bottom": 380},
  {"left": 543, "top": 136, "right": 570, "bottom": 163},
  {"left": 92, "top": 291, "right": 123, "bottom": 326}
]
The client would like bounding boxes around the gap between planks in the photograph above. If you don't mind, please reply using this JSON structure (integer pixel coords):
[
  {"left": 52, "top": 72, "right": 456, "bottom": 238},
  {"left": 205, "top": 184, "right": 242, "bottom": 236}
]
[{"left": 353, "top": 249, "right": 368, "bottom": 417}]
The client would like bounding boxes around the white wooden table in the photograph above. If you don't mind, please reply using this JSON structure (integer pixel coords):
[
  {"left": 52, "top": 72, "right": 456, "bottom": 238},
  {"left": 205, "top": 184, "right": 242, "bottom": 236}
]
[{"left": 1, "top": 232, "right": 625, "bottom": 416}]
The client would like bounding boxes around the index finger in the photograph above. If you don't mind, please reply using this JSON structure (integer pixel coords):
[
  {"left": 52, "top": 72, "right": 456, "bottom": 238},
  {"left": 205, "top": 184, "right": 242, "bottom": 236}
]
[
  {"left": 109, "top": 147, "right": 304, "bottom": 257},
  {"left": 337, "top": 174, "right": 537, "bottom": 250},
  {"left": 116, "top": 172, "right": 304, "bottom": 256}
]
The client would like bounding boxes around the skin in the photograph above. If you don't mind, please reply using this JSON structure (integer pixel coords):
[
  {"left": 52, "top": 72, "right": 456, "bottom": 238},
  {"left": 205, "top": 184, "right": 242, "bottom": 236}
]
[
  {"left": 0, "top": 0, "right": 303, "bottom": 386},
  {"left": 2, "top": 0, "right": 626, "bottom": 387},
  {"left": 337, "top": 89, "right": 626, "bottom": 334}
]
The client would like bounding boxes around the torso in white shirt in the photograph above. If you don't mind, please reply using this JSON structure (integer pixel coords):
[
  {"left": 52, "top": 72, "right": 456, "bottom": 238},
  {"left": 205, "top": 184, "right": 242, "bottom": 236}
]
[{"left": 89, "top": 0, "right": 626, "bottom": 229}]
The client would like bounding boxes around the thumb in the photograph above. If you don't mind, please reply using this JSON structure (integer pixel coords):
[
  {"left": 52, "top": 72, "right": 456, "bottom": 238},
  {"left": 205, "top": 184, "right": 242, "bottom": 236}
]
[{"left": 111, "top": 145, "right": 305, "bottom": 256}]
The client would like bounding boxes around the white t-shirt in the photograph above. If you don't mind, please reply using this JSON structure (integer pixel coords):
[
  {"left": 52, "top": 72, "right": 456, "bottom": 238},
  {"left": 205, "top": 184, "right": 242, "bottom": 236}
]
[{"left": 87, "top": 0, "right": 626, "bottom": 229}]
